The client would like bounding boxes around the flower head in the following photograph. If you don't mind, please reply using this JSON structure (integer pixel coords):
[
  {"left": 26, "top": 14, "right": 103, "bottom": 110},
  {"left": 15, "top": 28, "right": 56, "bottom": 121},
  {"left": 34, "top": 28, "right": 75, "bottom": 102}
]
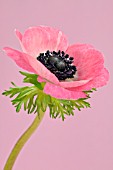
[{"left": 3, "top": 26, "right": 109, "bottom": 100}]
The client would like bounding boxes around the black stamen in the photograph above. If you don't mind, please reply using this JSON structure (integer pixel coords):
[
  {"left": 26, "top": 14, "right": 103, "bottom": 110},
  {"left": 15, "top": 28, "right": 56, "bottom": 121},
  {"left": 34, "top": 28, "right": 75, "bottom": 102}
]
[
  {"left": 65, "top": 54, "right": 69, "bottom": 58},
  {"left": 57, "top": 50, "right": 60, "bottom": 54},
  {"left": 71, "top": 65, "right": 77, "bottom": 71},
  {"left": 69, "top": 57, "right": 74, "bottom": 60},
  {"left": 53, "top": 51, "right": 57, "bottom": 55},
  {"left": 61, "top": 51, "right": 65, "bottom": 56},
  {"left": 37, "top": 50, "right": 77, "bottom": 81}
]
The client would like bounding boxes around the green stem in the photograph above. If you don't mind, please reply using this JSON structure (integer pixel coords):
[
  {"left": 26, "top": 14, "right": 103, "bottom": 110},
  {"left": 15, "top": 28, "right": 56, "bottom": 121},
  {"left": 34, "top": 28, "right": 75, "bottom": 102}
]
[{"left": 4, "top": 110, "right": 45, "bottom": 170}]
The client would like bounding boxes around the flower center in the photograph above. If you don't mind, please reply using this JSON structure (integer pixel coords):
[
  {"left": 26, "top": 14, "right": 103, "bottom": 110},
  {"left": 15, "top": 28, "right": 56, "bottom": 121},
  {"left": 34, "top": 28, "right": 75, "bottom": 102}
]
[{"left": 37, "top": 50, "right": 77, "bottom": 81}]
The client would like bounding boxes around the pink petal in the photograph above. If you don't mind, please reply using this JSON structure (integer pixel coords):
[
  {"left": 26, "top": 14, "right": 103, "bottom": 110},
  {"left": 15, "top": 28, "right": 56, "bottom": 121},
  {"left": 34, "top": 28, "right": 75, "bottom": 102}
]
[
  {"left": 22, "top": 26, "right": 68, "bottom": 57},
  {"left": 15, "top": 29, "right": 23, "bottom": 41},
  {"left": 44, "top": 82, "right": 86, "bottom": 100},
  {"left": 66, "top": 44, "right": 104, "bottom": 80},
  {"left": 3, "top": 47, "right": 36, "bottom": 73},
  {"left": 37, "top": 73, "right": 90, "bottom": 89},
  {"left": 15, "top": 29, "right": 26, "bottom": 53},
  {"left": 66, "top": 44, "right": 94, "bottom": 51},
  {"left": 67, "top": 68, "right": 109, "bottom": 91},
  {"left": 3, "top": 47, "right": 59, "bottom": 84},
  {"left": 42, "top": 26, "right": 68, "bottom": 52},
  {"left": 37, "top": 76, "right": 45, "bottom": 83},
  {"left": 59, "top": 79, "right": 90, "bottom": 88}
]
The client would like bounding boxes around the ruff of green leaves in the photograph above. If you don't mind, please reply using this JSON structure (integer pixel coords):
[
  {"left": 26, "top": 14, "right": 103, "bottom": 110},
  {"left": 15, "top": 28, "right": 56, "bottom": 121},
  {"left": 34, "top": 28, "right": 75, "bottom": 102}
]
[{"left": 2, "top": 71, "right": 96, "bottom": 121}]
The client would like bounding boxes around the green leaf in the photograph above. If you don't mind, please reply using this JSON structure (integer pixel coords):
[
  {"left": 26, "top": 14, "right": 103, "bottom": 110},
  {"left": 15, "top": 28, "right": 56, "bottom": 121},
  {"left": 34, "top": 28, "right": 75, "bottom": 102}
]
[
  {"left": 19, "top": 71, "right": 44, "bottom": 90},
  {"left": 83, "top": 88, "right": 97, "bottom": 97},
  {"left": 2, "top": 71, "right": 96, "bottom": 121}
]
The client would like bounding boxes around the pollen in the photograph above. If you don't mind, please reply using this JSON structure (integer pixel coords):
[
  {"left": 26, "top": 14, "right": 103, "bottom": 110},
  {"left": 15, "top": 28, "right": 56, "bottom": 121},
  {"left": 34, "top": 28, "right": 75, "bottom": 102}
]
[{"left": 37, "top": 50, "right": 77, "bottom": 81}]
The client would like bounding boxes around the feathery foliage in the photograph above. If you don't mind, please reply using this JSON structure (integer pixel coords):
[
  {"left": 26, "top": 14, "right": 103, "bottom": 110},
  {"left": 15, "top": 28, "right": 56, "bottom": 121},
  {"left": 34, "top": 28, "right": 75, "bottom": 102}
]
[{"left": 2, "top": 71, "right": 96, "bottom": 120}]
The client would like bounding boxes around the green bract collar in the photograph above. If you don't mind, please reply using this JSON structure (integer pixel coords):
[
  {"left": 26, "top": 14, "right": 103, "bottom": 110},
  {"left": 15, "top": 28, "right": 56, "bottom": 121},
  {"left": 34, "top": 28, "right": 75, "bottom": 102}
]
[{"left": 3, "top": 71, "right": 96, "bottom": 121}]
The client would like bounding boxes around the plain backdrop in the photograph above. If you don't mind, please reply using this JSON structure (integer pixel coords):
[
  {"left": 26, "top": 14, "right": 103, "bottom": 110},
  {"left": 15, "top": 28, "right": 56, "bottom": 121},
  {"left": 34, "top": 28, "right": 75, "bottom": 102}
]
[{"left": 0, "top": 0, "right": 113, "bottom": 170}]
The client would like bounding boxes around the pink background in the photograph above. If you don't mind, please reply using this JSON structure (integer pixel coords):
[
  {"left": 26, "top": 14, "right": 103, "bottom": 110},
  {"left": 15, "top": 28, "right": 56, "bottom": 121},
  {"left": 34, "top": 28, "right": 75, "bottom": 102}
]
[{"left": 0, "top": 0, "right": 113, "bottom": 170}]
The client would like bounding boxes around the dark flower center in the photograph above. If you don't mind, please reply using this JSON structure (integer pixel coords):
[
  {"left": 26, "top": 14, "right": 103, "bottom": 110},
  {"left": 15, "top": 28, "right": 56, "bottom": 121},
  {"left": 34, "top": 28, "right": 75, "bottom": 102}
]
[{"left": 37, "top": 50, "right": 77, "bottom": 81}]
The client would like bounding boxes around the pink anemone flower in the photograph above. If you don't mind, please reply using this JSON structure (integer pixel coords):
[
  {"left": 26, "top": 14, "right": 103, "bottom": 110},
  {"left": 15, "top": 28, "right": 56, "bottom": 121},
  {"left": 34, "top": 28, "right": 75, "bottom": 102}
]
[{"left": 3, "top": 26, "right": 109, "bottom": 100}]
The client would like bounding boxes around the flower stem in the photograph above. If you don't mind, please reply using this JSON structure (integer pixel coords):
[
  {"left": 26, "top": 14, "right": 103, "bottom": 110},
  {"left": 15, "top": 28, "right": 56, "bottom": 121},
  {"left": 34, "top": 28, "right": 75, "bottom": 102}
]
[{"left": 4, "top": 110, "right": 45, "bottom": 170}]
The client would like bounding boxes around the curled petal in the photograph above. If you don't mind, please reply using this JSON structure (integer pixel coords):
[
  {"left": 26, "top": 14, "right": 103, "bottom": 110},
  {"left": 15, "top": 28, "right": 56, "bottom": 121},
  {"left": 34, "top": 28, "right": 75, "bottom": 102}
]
[
  {"left": 67, "top": 68, "right": 109, "bottom": 91},
  {"left": 22, "top": 26, "right": 68, "bottom": 57},
  {"left": 37, "top": 71, "right": 90, "bottom": 88},
  {"left": 44, "top": 82, "right": 86, "bottom": 100},
  {"left": 59, "top": 79, "right": 90, "bottom": 88},
  {"left": 3, "top": 47, "right": 59, "bottom": 84},
  {"left": 66, "top": 44, "right": 104, "bottom": 80},
  {"left": 3, "top": 47, "right": 35, "bottom": 73}
]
